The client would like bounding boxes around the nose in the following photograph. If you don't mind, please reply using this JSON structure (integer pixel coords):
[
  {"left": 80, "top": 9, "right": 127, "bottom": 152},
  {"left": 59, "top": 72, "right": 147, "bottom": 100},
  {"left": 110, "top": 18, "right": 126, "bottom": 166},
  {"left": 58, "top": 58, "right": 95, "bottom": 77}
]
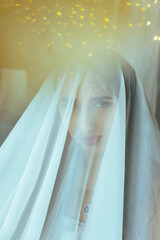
[{"left": 78, "top": 106, "right": 96, "bottom": 133}]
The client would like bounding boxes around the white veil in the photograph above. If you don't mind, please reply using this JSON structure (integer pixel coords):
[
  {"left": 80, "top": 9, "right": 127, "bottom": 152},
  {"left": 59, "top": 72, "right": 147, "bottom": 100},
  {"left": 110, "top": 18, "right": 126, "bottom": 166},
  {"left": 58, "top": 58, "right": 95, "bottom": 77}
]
[{"left": 0, "top": 51, "right": 160, "bottom": 240}]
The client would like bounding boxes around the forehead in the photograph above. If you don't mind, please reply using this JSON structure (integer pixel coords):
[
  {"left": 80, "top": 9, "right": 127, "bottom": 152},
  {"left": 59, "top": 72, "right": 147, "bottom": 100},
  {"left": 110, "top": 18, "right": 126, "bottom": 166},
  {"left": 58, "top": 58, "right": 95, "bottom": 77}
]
[{"left": 60, "top": 71, "right": 114, "bottom": 100}]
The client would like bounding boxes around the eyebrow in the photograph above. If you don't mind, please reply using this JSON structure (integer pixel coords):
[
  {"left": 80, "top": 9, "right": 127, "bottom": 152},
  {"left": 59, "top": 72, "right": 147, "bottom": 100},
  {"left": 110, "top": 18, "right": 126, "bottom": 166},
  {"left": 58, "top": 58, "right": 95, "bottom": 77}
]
[
  {"left": 90, "top": 96, "right": 114, "bottom": 101},
  {"left": 59, "top": 95, "right": 114, "bottom": 103}
]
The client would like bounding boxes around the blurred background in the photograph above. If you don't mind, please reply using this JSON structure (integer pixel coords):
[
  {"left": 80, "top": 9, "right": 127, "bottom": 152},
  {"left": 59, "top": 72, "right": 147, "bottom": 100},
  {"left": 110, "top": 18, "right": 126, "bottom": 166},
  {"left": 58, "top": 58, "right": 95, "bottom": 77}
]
[{"left": 0, "top": 0, "right": 160, "bottom": 145}]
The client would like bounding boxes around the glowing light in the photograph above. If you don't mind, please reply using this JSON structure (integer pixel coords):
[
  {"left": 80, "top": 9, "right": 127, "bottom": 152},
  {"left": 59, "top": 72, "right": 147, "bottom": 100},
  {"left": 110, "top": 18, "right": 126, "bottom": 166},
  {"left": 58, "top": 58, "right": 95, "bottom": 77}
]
[
  {"left": 80, "top": 16, "right": 85, "bottom": 19},
  {"left": 90, "top": 22, "right": 95, "bottom": 25},
  {"left": 32, "top": 19, "right": 37, "bottom": 22},
  {"left": 158, "top": 36, "right": 160, "bottom": 41},
  {"left": 154, "top": 0, "right": 158, "bottom": 4},
  {"left": 129, "top": 23, "right": 133, "bottom": 27},
  {"left": 113, "top": 26, "right": 118, "bottom": 29},
  {"left": 43, "top": 17, "right": 47, "bottom": 20},
  {"left": 126, "top": 2, "right": 133, "bottom": 5},
  {"left": 89, "top": 53, "right": 93, "bottom": 57},
  {"left": 25, "top": 7, "right": 29, "bottom": 10},
  {"left": 47, "top": 43, "right": 51, "bottom": 46},
  {"left": 51, "top": 41, "right": 54, "bottom": 44},
  {"left": 81, "top": 8, "right": 85, "bottom": 11},
  {"left": 57, "top": 11, "right": 62, "bottom": 16},
  {"left": 147, "top": 4, "right": 151, "bottom": 8},
  {"left": 57, "top": 33, "right": 62, "bottom": 36},
  {"left": 136, "top": 3, "right": 141, "bottom": 7},
  {"left": 82, "top": 41, "right": 87, "bottom": 45},
  {"left": 142, "top": 7, "right": 147, "bottom": 11},
  {"left": 146, "top": 21, "right": 150, "bottom": 25},
  {"left": 79, "top": 24, "right": 84, "bottom": 27},
  {"left": 72, "top": 20, "right": 77, "bottom": 25},
  {"left": 105, "top": 18, "right": 110, "bottom": 22},
  {"left": 154, "top": 36, "right": 158, "bottom": 40},
  {"left": 99, "top": 33, "right": 102, "bottom": 37}
]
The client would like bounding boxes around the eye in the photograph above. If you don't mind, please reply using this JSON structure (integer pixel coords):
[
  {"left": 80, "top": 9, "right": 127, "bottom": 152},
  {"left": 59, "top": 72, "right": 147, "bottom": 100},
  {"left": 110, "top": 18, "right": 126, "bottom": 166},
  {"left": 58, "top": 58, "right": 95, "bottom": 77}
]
[{"left": 95, "top": 100, "right": 112, "bottom": 108}]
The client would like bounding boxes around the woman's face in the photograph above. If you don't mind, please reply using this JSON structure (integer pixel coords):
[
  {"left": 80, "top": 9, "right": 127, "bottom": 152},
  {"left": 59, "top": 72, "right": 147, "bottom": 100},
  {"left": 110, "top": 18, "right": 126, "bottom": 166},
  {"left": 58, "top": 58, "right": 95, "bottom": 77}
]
[{"left": 59, "top": 72, "right": 118, "bottom": 154}]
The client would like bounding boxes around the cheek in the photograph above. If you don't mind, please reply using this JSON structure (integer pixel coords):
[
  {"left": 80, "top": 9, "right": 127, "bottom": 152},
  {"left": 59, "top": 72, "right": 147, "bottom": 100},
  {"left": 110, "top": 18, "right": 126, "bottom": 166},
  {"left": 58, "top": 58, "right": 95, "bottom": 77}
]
[
  {"left": 96, "top": 107, "right": 116, "bottom": 131},
  {"left": 68, "top": 115, "right": 77, "bottom": 137}
]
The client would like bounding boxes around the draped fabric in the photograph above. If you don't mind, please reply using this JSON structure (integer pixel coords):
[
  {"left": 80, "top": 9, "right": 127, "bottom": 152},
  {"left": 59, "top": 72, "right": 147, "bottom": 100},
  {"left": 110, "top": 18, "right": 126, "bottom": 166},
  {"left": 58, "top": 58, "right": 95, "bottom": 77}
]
[
  {"left": 0, "top": 51, "right": 160, "bottom": 239},
  {"left": 0, "top": 0, "right": 160, "bottom": 117}
]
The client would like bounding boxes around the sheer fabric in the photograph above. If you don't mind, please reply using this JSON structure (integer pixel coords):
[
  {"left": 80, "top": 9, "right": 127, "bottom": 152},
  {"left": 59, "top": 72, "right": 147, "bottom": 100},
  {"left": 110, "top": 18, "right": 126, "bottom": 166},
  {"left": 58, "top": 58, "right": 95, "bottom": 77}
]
[{"left": 0, "top": 51, "right": 160, "bottom": 240}]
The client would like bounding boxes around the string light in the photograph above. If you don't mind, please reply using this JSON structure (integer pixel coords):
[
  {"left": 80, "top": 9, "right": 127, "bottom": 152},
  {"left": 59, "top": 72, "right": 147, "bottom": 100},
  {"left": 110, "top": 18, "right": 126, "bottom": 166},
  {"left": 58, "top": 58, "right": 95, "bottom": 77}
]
[
  {"left": 126, "top": 2, "right": 133, "bottom": 5},
  {"left": 154, "top": 36, "right": 160, "bottom": 41},
  {"left": 0, "top": 0, "right": 159, "bottom": 52},
  {"left": 104, "top": 18, "right": 110, "bottom": 22},
  {"left": 57, "top": 11, "right": 62, "bottom": 16}
]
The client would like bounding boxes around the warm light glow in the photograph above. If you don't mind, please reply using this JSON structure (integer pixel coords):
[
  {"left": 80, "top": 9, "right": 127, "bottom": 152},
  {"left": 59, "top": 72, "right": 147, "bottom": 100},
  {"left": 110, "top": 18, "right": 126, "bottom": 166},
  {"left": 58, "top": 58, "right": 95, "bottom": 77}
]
[
  {"left": 142, "top": 7, "right": 147, "bottom": 11},
  {"left": 0, "top": 0, "right": 158, "bottom": 53},
  {"left": 105, "top": 18, "right": 110, "bottom": 22},
  {"left": 57, "top": 11, "right": 62, "bottom": 16}
]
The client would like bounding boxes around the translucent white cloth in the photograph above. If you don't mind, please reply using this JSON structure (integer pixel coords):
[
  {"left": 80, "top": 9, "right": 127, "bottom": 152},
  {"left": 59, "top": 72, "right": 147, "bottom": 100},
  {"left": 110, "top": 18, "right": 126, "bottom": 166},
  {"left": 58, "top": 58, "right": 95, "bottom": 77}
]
[{"left": 0, "top": 51, "right": 160, "bottom": 240}]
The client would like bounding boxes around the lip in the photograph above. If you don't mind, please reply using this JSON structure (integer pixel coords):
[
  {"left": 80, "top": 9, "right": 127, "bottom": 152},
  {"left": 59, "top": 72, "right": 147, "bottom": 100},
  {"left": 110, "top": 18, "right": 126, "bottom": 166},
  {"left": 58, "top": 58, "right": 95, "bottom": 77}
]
[{"left": 80, "top": 136, "right": 102, "bottom": 146}]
